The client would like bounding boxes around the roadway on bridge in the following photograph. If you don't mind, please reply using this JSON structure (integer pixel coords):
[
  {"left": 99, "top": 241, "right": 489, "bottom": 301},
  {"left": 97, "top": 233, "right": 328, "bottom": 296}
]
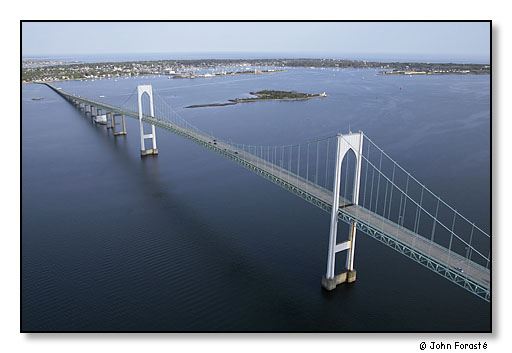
[
  {"left": 142, "top": 113, "right": 490, "bottom": 290},
  {"left": 50, "top": 84, "right": 490, "bottom": 295}
]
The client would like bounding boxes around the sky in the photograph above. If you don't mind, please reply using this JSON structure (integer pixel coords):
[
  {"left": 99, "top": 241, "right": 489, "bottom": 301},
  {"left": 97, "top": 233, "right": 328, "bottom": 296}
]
[{"left": 22, "top": 22, "right": 490, "bottom": 63}]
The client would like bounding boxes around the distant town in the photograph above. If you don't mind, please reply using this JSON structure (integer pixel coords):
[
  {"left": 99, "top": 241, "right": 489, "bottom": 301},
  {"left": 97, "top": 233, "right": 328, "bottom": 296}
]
[
  {"left": 22, "top": 59, "right": 81, "bottom": 68},
  {"left": 21, "top": 58, "right": 490, "bottom": 83}
]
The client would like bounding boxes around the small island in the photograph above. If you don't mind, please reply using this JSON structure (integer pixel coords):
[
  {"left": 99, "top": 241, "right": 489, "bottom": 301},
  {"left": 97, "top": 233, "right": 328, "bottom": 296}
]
[{"left": 185, "top": 90, "right": 327, "bottom": 108}]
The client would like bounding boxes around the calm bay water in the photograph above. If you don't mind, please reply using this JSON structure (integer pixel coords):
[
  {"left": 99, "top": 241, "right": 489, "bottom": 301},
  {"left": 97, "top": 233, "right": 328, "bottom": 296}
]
[{"left": 22, "top": 67, "right": 490, "bottom": 331}]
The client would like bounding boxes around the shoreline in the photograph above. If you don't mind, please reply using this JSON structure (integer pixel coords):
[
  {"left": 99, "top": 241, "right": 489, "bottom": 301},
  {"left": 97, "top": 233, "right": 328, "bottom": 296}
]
[
  {"left": 22, "top": 58, "right": 490, "bottom": 83},
  {"left": 379, "top": 70, "right": 488, "bottom": 76},
  {"left": 171, "top": 69, "right": 285, "bottom": 79}
]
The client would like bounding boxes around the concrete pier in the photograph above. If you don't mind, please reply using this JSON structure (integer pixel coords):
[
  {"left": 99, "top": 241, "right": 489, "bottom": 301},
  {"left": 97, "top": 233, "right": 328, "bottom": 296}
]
[
  {"left": 112, "top": 113, "right": 127, "bottom": 136},
  {"left": 106, "top": 112, "right": 113, "bottom": 129},
  {"left": 322, "top": 269, "right": 356, "bottom": 290},
  {"left": 140, "top": 148, "right": 158, "bottom": 156}
]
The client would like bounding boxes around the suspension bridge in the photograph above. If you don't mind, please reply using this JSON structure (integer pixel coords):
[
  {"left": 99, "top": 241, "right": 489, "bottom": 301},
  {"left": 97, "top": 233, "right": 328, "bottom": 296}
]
[{"left": 43, "top": 82, "right": 491, "bottom": 302}]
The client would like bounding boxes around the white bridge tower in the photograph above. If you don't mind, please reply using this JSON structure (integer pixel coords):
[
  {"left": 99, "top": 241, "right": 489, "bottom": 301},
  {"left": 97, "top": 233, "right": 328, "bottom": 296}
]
[
  {"left": 137, "top": 85, "right": 158, "bottom": 156},
  {"left": 322, "top": 132, "right": 364, "bottom": 290}
]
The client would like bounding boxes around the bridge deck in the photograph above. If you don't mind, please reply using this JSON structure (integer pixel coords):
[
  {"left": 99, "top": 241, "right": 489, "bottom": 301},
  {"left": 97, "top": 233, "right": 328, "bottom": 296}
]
[
  {"left": 223, "top": 138, "right": 490, "bottom": 289},
  {"left": 47, "top": 84, "right": 490, "bottom": 297},
  {"left": 146, "top": 112, "right": 490, "bottom": 290}
]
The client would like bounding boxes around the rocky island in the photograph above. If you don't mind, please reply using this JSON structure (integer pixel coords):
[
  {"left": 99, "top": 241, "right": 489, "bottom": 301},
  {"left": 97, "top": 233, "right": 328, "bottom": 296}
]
[{"left": 185, "top": 90, "right": 327, "bottom": 108}]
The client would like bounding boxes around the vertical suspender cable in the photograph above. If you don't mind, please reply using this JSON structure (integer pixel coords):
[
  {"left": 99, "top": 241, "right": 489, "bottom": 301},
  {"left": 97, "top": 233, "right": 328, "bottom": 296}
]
[
  {"left": 369, "top": 167, "right": 375, "bottom": 212},
  {"left": 297, "top": 145, "right": 301, "bottom": 183},
  {"left": 325, "top": 139, "right": 330, "bottom": 189},
  {"left": 344, "top": 150, "right": 350, "bottom": 201},
  {"left": 401, "top": 175, "right": 410, "bottom": 226},
  {"left": 468, "top": 223, "right": 475, "bottom": 261},
  {"left": 315, "top": 141, "right": 320, "bottom": 185},
  {"left": 375, "top": 153, "right": 383, "bottom": 213},
  {"left": 431, "top": 199, "right": 440, "bottom": 243},
  {"left": 383, "top": 179, "right": 389, "bottom": 219},
  {"left": 415, "top": 188, "right": 424, "bottom": 234},
  {"left": 281, "top": 146, "right": 284, "bottom": 169},
  {"left": 306, "top": 143, "right": 310, "bottom": 182},
  {"left": 288, "top": 145, "right": 292, "bottom": 173},
  {"left": 388, "top": 164, "right": 396, "bottom": 220},
  {"left": 363, "top": 143, "right": 370, "bottom": 209}
]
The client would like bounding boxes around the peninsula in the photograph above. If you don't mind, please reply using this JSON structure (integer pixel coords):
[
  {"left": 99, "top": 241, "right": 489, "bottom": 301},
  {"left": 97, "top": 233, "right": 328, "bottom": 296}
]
[{"left": 185, "top": 90, "right": 327, "bottom": 108}]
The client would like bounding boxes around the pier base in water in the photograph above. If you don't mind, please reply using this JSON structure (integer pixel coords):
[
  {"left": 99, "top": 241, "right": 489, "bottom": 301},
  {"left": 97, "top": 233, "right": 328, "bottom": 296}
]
[
  {"left": 112, "top": 114, "right": 127, "bottom": 136},
  {"left": 322, "top": 269, "right": 356, "bottom": 290},
  {"left": 141, "top": 148, "right": 158, "bottom": 156}
]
